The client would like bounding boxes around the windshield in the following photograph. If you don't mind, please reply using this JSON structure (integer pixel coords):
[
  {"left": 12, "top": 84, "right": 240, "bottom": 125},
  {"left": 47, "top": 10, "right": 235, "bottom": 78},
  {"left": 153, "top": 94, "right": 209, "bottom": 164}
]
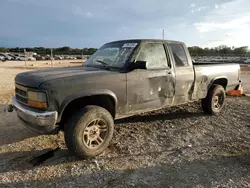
[{"left": 83, "top": 41, "right": 138, "bottom": 70}]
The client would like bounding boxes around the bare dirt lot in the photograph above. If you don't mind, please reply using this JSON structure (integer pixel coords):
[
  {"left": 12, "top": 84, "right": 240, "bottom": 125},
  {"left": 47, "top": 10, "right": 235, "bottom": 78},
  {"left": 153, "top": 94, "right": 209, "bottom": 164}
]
[{"left": 0, "top": 62, "right": 250, "bottom": 187}]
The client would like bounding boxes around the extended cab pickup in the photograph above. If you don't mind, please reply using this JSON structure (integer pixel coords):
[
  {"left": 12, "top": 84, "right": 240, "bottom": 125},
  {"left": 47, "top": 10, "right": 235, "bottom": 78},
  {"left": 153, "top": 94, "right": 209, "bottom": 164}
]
[{"left": 9, "top": 39, "right": 241, "bottom": 158}]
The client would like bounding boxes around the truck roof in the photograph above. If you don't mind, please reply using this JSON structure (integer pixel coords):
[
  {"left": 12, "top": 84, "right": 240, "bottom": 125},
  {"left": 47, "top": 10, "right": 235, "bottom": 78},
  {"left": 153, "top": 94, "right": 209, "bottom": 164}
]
[{"left": 106, "top": 39, "right": 184, "bottom": 45}]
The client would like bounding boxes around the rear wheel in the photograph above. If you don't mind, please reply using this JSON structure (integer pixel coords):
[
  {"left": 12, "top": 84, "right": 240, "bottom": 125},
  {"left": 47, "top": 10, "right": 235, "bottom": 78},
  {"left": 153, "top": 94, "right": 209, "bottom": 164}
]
[
  {"left": 64, "top": 105, "right": 114, "bottom": 158},
  {"left": 201, "top": 84, "right": 226, "bottom": 115}
]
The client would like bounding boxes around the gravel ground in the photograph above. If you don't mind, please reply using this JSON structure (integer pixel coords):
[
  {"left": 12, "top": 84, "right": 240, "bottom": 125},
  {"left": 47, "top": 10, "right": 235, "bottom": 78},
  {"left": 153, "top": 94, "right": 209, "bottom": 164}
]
[
  {"left": 0, "top": 66, "right": 250, "bottom": 187},
  {"left": 242, "top": 71, "right": 250, "bottom": 93}
]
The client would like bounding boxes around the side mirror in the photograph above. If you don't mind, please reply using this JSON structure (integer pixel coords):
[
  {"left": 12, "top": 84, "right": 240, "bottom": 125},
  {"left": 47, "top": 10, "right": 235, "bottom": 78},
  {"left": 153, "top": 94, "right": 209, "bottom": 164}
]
[{"left": 130, "top": 60, "right": 147, "bottom": 70}]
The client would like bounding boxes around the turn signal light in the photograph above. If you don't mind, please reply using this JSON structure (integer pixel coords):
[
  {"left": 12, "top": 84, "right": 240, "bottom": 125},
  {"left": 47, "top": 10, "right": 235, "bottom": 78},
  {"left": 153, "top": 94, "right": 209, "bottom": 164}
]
[{"left": 28, "top": 100, "right": 47, "bottom": 108}]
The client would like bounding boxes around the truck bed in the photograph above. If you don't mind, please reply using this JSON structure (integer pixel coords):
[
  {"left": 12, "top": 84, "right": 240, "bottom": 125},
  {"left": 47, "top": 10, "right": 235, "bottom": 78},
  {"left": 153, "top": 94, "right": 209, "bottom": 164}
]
[{"left": 191, "top": 62, "right": 240, "bottom": 99}]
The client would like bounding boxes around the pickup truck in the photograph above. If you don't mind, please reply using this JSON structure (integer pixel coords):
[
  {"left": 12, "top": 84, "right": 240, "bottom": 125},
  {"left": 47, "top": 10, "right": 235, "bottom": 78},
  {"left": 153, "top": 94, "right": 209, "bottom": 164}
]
[{"left": 8, "top": 39, "right": 241, "bottom": 158}]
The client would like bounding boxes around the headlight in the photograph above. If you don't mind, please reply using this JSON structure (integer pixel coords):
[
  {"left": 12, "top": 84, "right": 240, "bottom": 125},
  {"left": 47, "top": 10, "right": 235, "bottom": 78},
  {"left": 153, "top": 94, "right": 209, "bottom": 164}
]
[
  {"left": 27, "top": 91, "right": 47, "bottom": 108},
  {"left": 28, "top": 91, "right": 47, "bottom": 102}
]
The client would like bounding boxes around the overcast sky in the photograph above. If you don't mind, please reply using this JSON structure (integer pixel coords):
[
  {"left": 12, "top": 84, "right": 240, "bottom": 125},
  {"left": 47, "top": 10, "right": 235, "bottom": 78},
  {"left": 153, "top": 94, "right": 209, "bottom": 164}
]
[{"left": 1, "top": 0, "right": 250, "bottom": 48}]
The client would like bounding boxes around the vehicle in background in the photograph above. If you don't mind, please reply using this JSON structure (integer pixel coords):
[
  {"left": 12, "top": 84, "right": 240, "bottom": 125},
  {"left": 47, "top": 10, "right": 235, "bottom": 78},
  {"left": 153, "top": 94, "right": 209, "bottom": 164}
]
[
  {"left": 0, "top": 53, "right": 90, "bottom": 61},
  {"left": 6, "top": 53, "right": 18, "bottom": 60},
  {"left": 211, "top": 56, "right": 223, "bottom": 62},
  {"left": 27, "top": 56, "right": 36, "bottom": 61},
  {"left": 0, "top": 53, "right": 14, "bottom": 61},
  {"left": 44, "top": 55, "right": 51, "bottom": 60},
  {"left": 15, "top": 55, "right": 25, "bottom": 61},
  {"left": 54, "top": 55, "right": 64, "bottom": 60},
  {"left": 223, "top": 57, "right": 233, "bottom": 63},
  {"left": 64, "top": 55, "right": 73, "bottom": 60},
  {"left": 76, "top": 55, "right": 83, "bottom": 59},
  {"left": 242, "top": 58, "right": 250, "bottom": 64},
  {"left": 232, "top": 57, "right": 242, "bottom": 63},
  {"left": 12, "top": 54, "right": 21, "bottom": 59},
  {"left": 192, "top": 56, "right": 250, "bottom": 64},
  {"left": 16, "top": 54, "right": 36, "bottom": 61},
  {"left": 33, "top": 54, "right": 45, "bottom": 60},
  {"left": 0, "top": 55, "right": 6, "bottom": 62},
  {"left": 5, "top": 54, "right": 15, "bottom": 60}
]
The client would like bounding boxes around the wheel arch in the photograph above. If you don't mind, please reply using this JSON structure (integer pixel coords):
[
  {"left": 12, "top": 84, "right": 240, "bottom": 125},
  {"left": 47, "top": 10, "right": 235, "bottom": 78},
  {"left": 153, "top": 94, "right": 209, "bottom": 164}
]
[
  {"left": 58, "top": 89, "right": 118, "bottom": 126},
  {"left": 209, "top": 76, "right": 228, "bottom": 90}
]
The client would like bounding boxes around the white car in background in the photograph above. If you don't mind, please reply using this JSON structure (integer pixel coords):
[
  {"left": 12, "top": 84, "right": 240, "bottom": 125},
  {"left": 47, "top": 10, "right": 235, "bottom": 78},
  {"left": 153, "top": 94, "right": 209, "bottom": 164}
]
[
  {"left": 6, "top": 53, "right": 17, "bottom": 60},
  {"left": 16, "top": 55, "right": 36, "bottom": 61},
  {"left": 0, "top": 55, "right": 6, "bottom": 61},
  {"left": 243, "top": 58, "right": 250, "bottom": 64},
  {"left": 54, "top": 55, "right": 64, "bottom": 60},
  {"left": 211, "top": 57, "right": 223, "bottom": 62},
  {"left": 0, "top": 53, "right": 14, "bottom": 61}
]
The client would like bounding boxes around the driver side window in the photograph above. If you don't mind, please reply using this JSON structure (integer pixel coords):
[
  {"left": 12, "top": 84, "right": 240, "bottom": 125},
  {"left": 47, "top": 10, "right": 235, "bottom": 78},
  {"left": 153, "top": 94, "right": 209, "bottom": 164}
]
[{"left": 136, "top": 43, "right": 169, "bottom": 69}]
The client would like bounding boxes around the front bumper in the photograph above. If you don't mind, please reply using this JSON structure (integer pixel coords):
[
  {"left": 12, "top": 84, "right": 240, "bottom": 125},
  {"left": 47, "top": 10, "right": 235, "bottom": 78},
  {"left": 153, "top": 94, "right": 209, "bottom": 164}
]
[{"left": 12, "top": 96, "right": 59, "bottom": 134}]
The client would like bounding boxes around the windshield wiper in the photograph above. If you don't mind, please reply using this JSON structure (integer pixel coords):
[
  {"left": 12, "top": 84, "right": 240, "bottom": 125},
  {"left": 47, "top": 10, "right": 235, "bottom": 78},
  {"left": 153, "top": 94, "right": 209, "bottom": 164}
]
[
  {"left": 95, "top": 60, "right": 110, "bottom": 70},
  {"left": 96, "top": 60, "right": 108, "bottom": 66}
]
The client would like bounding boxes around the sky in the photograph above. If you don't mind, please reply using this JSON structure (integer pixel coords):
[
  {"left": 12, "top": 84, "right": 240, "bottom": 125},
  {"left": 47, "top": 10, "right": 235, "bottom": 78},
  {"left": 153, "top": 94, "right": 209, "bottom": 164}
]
[{"left": 0, "top": 0, "right": 250, "bottom": 48}]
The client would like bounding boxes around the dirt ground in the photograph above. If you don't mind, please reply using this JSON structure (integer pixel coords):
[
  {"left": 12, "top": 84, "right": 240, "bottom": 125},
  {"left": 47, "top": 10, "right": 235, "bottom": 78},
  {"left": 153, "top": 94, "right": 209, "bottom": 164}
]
[{"left": 0, "top": 62, "right": 250, "bottom": 187}]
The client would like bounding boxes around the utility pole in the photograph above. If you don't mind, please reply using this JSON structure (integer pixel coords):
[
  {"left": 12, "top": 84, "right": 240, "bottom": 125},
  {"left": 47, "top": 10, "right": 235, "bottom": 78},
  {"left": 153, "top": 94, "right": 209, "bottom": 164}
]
[
  {"left": 51, "top": 49, "right": 53, "bottom": 67},
  {"left": 24, "top": 49, "right": 26, "bottom": 66},
  {"left": 162, "top": 29, "right": 165, "bottom": 40}
]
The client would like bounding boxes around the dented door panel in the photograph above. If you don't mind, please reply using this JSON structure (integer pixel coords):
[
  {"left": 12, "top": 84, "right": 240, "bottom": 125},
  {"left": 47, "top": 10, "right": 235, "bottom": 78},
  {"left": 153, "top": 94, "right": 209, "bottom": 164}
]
[
  {"left": 191, "top": 74, "right": 209, "bottom": 100},
  {"left": 127, "top": 69, "right": 174, "bottom": 112},
  {"left": 167, "top": 42, "right": 195, "bottom": 105},
  {"left": 173, "top": 67, "right": 195, "bottom": 104}
]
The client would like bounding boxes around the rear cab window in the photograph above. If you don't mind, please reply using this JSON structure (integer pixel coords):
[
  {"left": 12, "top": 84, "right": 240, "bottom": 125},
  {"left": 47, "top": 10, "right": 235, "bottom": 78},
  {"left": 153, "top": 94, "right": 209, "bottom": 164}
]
[
  {"left": 136, "top": 43, "right": 169, "bottom": 70},
  {"left": 169, "top": 43, "right": 189, "bottom": 67}
]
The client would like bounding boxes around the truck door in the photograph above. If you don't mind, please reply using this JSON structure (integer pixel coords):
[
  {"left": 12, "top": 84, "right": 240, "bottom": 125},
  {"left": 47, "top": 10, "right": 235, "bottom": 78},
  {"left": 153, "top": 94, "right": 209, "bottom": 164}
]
[
  {"left": 168, "top": 42, "right": 195, "bottom": 104},
  {"left": 126, "top": 42, "right": 175, "bottom": 113}
]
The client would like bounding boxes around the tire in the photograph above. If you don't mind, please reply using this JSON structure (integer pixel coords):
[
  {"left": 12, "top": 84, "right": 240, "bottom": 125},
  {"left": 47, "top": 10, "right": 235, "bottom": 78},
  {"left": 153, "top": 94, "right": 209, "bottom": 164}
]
[
  {"left": 64, "top": 105, "right": 114, "bottom": 158},
  {"left": 201, "top": 84, "right": 226, "bottom": 115}
]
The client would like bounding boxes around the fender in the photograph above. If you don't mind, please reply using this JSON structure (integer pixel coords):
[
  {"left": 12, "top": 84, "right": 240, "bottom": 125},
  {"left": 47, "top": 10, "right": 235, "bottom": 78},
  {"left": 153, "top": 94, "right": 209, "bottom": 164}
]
[
  {"left": 208, "top": 76, "right": 228, "bottom": 89},
  {"left": 57, "top": 89, "right": 118, "bottom": 122}
]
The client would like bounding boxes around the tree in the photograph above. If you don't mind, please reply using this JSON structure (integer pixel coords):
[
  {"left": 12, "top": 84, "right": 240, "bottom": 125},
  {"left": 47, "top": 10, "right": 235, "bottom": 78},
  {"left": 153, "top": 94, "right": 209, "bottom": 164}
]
[
  {"left": 87, "top": 48, "right": 97, "bottom": 55},
  {"left": 233, "top": 46, "right": 248, "bottom": 55},
  {"left": 187, "top": 45, "right": 250, "bottom": 56},
  {"left": 60, "top": 46, "right": 71, "bottom": 52},
  {"left": 0, "top": 48, "right": 9, "bottom": 53}
]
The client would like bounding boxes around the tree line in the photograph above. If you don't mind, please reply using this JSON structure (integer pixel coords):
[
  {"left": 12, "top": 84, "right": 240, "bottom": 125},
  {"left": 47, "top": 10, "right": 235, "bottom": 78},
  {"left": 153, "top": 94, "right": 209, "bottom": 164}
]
[
  {"left": 1, "top": 45, "right": 250, "bottom": 56},
  {"left": 0, "top": 46, "right": 97, "bottom": 55},
  {"left": 188, "top": 45, "right": 250, "bottom": 57}
]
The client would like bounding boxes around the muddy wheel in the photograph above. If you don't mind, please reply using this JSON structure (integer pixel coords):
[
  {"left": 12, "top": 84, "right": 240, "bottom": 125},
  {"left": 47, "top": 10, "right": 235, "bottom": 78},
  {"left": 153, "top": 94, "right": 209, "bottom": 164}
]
[
  {"left": 64, "top": 105, "right": 114, "bottom": 158},
  {"left": 201, "top": 84, "right": 226, "bottom": 115}
]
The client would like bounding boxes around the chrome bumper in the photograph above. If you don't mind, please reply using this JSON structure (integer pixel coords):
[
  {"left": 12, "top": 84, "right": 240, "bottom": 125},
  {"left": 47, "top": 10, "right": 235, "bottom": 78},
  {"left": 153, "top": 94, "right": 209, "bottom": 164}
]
[{"left": 12, "top": 96, "right": 59, "bottom": 134}]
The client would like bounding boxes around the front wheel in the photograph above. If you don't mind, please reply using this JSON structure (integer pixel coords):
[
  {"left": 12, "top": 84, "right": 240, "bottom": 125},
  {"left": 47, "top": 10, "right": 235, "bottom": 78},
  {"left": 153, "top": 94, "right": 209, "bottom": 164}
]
[
  {"left": 201, "top": 84, "right": 226, "bottom": 115},
  {"left": 64, "top": 105, "right": 114, "bottom": 158}
]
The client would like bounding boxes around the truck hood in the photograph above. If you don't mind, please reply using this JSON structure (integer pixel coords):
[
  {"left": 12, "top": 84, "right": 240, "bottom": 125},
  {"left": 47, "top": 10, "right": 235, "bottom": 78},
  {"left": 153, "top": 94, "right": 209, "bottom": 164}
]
[{"left": 15, "top": 66, "right": 112, "bottom": 88}]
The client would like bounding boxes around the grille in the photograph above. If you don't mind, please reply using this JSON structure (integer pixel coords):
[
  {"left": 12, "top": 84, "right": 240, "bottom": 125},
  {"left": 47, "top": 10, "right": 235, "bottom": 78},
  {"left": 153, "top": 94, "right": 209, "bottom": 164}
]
[{"left": 15, "top": 84, "right": 28, "bottom": 105}]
